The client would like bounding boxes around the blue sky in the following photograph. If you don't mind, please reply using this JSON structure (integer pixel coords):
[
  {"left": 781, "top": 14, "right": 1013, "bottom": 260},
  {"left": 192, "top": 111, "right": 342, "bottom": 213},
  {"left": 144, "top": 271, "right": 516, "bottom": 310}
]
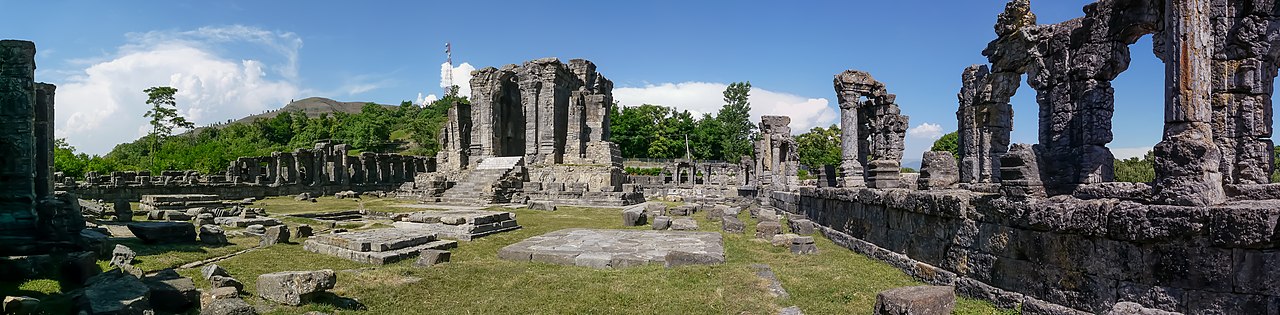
[{"left": 2, "top": 0, "right": 1250, "bottom": 163}]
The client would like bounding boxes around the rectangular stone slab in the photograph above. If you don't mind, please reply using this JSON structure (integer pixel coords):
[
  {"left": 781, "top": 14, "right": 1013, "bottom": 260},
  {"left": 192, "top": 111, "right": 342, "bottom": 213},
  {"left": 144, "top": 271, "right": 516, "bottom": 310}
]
[
  {"left": 498, "top": 228, "right": 724, "bottom": 269},
  {"left": 308, "top": 228, "right": 438, "bottom": 252}
]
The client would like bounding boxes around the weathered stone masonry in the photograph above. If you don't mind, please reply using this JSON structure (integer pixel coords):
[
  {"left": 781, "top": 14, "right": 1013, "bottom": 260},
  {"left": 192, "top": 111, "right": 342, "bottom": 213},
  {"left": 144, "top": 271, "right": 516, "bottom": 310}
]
[
  {"left": 0, "top": 39, "right": 87, "bottom": 268},
  {"left": 773, "top": 188, "right": 1280, "bottom": 314},
  {"left": 63, "top": 143, "right": 425, "bottom": 202}
]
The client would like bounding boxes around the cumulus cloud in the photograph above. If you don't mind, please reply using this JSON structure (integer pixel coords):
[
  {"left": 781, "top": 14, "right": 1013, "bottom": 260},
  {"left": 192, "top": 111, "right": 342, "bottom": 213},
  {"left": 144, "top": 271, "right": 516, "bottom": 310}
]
[
  {"left": 417, "top": 62, "right": 474, "bottom": 106},
  {"left": 613, "top": 82, "right": 836, "bottom": 133},
  {"left": 51, "top": 25, "right": 302, "bottom": 154},
  {"left": 908, "top": 123, "right": 944, "bottom": 140}
]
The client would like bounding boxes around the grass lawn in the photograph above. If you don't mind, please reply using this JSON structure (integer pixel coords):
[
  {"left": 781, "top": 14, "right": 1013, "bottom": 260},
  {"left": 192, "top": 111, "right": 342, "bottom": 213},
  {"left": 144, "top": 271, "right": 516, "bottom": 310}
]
[{"left": 7, "top": 197, "right": 1017, "bottom": 314}]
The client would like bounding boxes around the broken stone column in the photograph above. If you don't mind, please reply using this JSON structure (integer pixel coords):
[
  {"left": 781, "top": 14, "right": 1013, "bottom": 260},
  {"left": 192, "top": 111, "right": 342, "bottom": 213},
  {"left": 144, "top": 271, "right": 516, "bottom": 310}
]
[
  {"left": 361, "top": 152, "right": 378, "bottom": 184},
  {"left": 867, "top": 160, "right": 902, "bottom": 189},
  {"left": 0, "top": 40, "right": 40, "bottom": 238},
  {"left": 757, "top": 116, "right": 800, "bottom": 191},
  {"left": 1208, "top": 3, "right": 1278, "bottom": 186},
  {"left": 956, "top": 65, "right": 1014, "bottom": 185},
  {"left": 1152, "top": 0, "right": 1224, "bottom": 206},
  {"left": 999, "top": 143, "right": 1045, "bottom": 198},
  {"left": 436, "top": 101, "right": 471, "bottom": 172}
]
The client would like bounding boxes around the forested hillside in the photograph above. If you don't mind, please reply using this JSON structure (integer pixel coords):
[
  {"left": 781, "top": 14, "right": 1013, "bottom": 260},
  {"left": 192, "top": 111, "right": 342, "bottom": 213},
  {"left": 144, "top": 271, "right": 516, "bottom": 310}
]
[{"left": 55, "top": 93, "right": 467, "bottom": 178}]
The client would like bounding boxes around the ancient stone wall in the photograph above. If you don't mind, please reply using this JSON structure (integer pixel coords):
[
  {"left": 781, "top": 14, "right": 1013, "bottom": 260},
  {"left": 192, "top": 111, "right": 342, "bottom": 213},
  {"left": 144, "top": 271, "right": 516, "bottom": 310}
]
[
  {"left": 62, "top": 144, "right": 425, "bottom": 202},
  {"left": 774, "top": 188, "right": 1280, "bottom": 314}
]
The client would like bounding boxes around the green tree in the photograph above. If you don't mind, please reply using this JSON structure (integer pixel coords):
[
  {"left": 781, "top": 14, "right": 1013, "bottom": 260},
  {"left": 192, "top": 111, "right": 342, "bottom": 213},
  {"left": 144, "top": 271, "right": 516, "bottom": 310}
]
[
  {"left": 1273, "top": 146, "right": 1280, "bottom": 183},
  {"left": 1114, "top": 151, "right": 1155, "bottom": 183},
  {"left": 931, "top": 132, "right": 959, "bottom": 159},
  {"left": 143, "top": 86, "right": 195, "bottom": 169},
  {"left": 796, "top": 125, "right": 841, "bottom": 170},
  {"left": 717, "top": 82, "right": 755, "bottom": 161}
]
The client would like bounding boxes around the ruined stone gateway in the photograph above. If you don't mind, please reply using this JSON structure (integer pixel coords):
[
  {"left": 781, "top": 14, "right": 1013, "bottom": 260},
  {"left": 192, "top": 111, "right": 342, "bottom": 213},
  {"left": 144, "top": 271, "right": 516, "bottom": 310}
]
[
  {"left": 761, "top": 0, "right": 1280, "bottom": 313},
  {"left": 405, "top": 57, "right": 642, "bottom": 207}
]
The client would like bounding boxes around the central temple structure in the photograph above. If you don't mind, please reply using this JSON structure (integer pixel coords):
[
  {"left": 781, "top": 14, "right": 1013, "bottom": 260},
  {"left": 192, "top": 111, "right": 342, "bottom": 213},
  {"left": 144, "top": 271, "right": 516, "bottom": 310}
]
[{"left": 409, "top": 57, "right": 640, "bottom": 206}]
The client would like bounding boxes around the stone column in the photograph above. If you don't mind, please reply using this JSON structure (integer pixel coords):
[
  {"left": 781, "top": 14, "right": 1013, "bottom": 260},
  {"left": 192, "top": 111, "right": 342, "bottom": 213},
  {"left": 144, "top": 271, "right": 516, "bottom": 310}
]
[
  {"left": 333, "top": 144, "right": 349, "bottom": 185},
  {"left": 0, "top": 40, "right": 38, "bottom": 236},
  {"left": 294, "top": 149, "right": 314, "bottom": 186},
  {"left": 361, "top": 152, "right": 378, "bottom": 184},
  {"left": 378, "top": 154, "right": 392, "bottom": 183},
  {"left": 389, "top": 154, "right": 404, "bottom": 182},
  {"left": 838, "top": 99, "right": 863, "bottom": 187},
  {"left": 278, "top": 152, "right": 296, "bottom": 185},
  {"left": 34, "top": 83, "right": 54, "bottom": 199},
  {"left": 1152, "top": 0, "right": 1224, "bottom": 206},
  {"left": 266, "top": 152, "right": 279, "bottom": 186},
  {"left": 347, "top": 156, "right": 363, "bottom": 185}
]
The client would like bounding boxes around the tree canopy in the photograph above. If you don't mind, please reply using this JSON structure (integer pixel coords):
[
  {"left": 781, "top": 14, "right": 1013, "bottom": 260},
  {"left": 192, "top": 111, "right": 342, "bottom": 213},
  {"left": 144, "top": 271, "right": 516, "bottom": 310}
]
[
  {"left": 795, "top": 125, "right": 841, "bottom": 170},
  {"left": 55, "top": 92, "right": 467, "bottom": 176}
]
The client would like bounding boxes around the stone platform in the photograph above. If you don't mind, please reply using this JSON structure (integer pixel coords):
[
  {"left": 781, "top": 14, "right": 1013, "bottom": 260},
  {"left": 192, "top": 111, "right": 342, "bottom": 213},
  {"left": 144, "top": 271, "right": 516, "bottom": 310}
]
[
  {"left": 390, "top": 209, "right": 520, "bottom": 240},
  {"left": 497, "top": 229, "right": 724, "bottom": 269},
  {"left": 303, "top": 228, "right": 457, "bottom": 265},
  {"left": 140, "top": 194, "right": 223, "bottom": 211}
]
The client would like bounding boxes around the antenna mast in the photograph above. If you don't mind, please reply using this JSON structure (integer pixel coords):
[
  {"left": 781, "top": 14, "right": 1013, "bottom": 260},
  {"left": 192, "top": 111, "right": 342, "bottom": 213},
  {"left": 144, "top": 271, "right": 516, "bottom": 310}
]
[{"left": 443, "top": 42, "right": 453, "bottom": 96}]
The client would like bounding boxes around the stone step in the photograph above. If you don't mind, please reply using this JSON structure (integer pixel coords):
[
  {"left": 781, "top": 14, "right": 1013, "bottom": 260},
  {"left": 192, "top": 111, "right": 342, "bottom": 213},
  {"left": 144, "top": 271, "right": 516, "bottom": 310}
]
[
  {"left": 308, "top": 229, "right": 438, "bottom": 252},
  {"left": 303, "top": 239, "right": 457, "bottom": 265}
]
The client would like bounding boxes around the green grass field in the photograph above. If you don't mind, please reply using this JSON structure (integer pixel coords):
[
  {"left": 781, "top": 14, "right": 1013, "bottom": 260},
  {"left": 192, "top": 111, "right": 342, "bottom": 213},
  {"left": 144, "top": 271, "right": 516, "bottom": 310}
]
[{"left": 6, "top": 196, "right": 1017, "bottom": 314}]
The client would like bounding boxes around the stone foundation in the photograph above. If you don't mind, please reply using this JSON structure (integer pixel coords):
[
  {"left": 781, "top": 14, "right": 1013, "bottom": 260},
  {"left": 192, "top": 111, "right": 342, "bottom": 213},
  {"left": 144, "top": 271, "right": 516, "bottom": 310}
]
[{"left": 303, "top": 228, "right": 458, "bottom": 265}]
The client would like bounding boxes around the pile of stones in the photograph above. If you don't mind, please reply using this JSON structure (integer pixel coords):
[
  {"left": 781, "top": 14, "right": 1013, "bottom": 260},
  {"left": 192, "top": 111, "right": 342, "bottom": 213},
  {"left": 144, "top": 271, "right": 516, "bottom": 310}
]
[{"left": 77, "top": 245, "right": 201, "bottom": 314}]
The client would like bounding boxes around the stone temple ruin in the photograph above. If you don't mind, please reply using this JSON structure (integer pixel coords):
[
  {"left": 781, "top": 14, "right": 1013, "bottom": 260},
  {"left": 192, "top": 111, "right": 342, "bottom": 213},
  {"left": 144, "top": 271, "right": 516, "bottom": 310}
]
[
  {"left": 0, "top": 40, "right": 89, "bottom": 280},
  {"left": 756, "top": 0, "right": 1280, "bottom": 313},
  {"left": 63, "top": 143, "right": 426, "bottom": 204},
  {"left": 402, "top": 58, "right": 643, "bottom": 207}
]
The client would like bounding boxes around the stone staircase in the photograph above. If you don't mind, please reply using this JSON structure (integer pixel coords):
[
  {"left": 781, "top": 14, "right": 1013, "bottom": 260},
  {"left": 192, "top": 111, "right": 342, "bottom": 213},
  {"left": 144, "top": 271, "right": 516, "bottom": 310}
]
[{"left": 439, "top": 157, "right": 524, "bottom": 204}]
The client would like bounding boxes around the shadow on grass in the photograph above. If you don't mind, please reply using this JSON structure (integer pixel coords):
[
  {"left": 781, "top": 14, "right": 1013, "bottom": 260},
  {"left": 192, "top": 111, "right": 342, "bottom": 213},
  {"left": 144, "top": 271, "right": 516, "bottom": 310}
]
[
  {"left": 116, "top": 239, "right": 232, "bottom": 257},
  {"left": 310, "top": 292, "right": 368, "bottom": 311}
]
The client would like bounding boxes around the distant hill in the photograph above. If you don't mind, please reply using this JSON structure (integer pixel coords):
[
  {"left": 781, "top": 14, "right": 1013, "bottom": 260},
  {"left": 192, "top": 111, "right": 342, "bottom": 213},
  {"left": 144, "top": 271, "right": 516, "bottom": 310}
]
[{"left": 230, "top": 97, "right": 397, "bottom": 124}]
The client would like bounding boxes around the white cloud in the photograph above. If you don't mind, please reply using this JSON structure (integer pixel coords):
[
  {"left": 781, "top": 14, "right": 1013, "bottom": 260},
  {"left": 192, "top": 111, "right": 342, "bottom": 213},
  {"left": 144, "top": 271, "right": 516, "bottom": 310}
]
[
  {"left": 52, "top": 25, "right": 302, "bottom": 155},
  {"left": 440, "top": 62, "right": 475, "bottom": 97},
  {"left": 613, "top": 82, "right": 836, "bottom": 133},
  {"left": 1112, "top": 147, "right": 1153, "bottom": 160},
  {"left": 908, "top": 123, "right": 944, "bottom": 140}
]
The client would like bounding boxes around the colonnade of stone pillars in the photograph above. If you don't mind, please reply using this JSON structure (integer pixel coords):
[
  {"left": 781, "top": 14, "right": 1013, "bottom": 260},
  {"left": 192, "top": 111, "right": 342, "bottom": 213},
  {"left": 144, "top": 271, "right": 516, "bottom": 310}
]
[{"left": 226, "top": 143, "right": 425, "bottom": 187}]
